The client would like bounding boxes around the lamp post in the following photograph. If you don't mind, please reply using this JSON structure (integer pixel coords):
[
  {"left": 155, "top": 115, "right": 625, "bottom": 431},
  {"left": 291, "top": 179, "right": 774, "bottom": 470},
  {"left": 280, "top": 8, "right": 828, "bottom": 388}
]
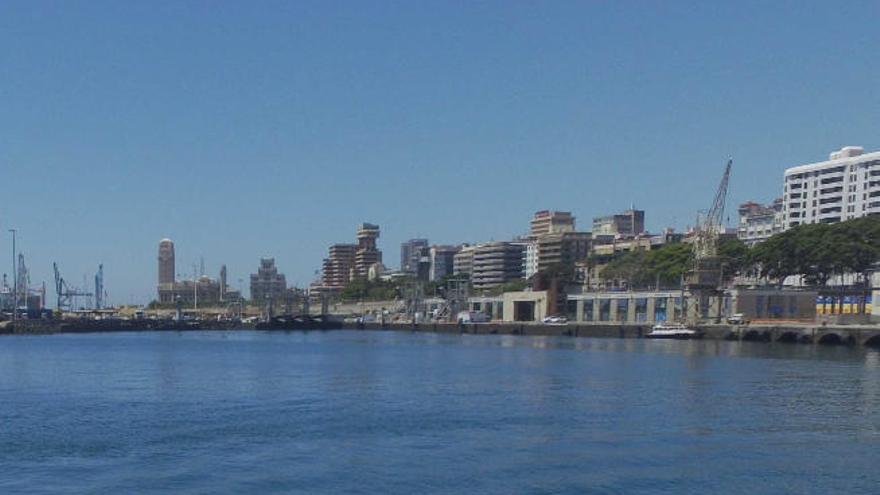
[{"left": 8, "top": 229, "right": 16, "bottom": 323}]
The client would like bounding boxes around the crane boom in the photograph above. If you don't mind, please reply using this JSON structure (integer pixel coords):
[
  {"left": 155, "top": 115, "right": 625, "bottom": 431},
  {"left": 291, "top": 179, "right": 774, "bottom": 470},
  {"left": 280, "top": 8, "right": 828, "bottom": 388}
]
[{"left": 693, "top": 159, "right": 732, "bottom": 261}]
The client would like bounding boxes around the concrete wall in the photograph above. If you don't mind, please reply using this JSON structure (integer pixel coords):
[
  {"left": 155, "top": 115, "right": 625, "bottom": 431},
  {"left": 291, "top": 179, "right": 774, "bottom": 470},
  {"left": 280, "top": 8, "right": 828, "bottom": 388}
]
[
  {"left": 568, "top": 291, "right": 681, "bottom": 324},
  {"left": 728, "top": 289, "right": 817, "bottom": 321},
  {"left": 502, "top": 291, "right": 549, "bottom": 322}
]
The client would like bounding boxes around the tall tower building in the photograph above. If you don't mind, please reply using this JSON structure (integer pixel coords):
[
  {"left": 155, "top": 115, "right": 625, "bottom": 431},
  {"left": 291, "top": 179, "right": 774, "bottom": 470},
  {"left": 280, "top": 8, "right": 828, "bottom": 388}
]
[
  {"left": 158, "top": 239, "right": 175, "bottom": 286},
  {"left": 219, "top": 264, "right": 227, "bottom": 301},
  {"left": 354, "top": 223, "right": 382, "bottom": 279}
]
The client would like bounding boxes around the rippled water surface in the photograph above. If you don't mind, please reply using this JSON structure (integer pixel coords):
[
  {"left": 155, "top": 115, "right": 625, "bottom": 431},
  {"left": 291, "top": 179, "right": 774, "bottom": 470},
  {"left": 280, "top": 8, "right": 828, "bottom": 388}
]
[{"left": 1, "top": 330, "right": 879, "bottom": 494}]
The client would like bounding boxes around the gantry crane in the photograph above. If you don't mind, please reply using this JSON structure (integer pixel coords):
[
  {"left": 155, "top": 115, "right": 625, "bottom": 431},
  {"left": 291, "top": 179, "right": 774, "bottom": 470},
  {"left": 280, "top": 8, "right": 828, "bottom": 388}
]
[{"left": 53, "top": 262, "right": 93, "bottom": 311}]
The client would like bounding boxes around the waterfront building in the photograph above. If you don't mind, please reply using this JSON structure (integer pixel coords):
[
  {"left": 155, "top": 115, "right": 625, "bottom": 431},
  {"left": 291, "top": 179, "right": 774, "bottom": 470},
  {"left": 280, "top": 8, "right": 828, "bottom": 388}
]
[
  {"left": 529, "top": 210, "right": 575, "bottom": 237},
  {"left": 354, "top": 223, "right": 382, "bottom": 280},
  {"left": 321, "top": 243, "right": 356, "bottom": 290},
  {"left": 429, "top": 245, "right": 459, "bottom": 281},
  {"left": 782, "top": 146, "right": 880, "bottom": 229},
  {"left": 250, "top": 258, "right": 287, "bottom": 304},
  {"left": 453, "top": 244, "right": 475, "bottom": 277},
  {"left": 471, "top": 242, "right": 526, "bottom": 291},
  {"left": 592, "top": 209, "right": 645, "bottom": 236},
  {"left": 400, "top": 238, "right": 429, "bottom": 273},
  {"left": 737, "top": 199, "right": 783, "bottom": 246}
]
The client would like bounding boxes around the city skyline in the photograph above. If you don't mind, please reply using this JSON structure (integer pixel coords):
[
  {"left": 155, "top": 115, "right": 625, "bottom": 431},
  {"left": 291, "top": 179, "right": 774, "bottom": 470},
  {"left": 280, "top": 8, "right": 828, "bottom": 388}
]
[{"left": 2, "top": 2, "right": 879, "bottom": 303}]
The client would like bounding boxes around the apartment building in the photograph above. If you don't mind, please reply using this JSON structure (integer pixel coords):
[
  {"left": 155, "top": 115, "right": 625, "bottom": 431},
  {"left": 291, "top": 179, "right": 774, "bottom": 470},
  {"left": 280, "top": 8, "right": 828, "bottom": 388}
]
[
  {"left": 783, "top": 146, "right": 880, "bottom": 228},
  {"left": 737, "top": 199, "right": 783, "bottom": 246},
  {"left": 471, "top": 242, "right": 526, "bottom": 291}
]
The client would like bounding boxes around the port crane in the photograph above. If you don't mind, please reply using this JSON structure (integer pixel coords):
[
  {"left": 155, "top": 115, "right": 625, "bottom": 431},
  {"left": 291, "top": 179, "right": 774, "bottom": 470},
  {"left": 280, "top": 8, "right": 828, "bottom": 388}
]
[
  {"left": 53, "top": 262, "right": 93, "bottom": 311},
  {"left": 691, "top": 159, "right": 732, "bottom": 264},
  {"left": 685, "top": 159, "right": 732, "bottom": 321}
]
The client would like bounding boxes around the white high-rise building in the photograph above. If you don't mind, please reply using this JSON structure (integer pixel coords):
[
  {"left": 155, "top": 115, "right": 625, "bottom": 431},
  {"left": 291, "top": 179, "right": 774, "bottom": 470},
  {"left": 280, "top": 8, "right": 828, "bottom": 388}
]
[{"left": 783, "top": 146, "right": 880, "bottom": 229}]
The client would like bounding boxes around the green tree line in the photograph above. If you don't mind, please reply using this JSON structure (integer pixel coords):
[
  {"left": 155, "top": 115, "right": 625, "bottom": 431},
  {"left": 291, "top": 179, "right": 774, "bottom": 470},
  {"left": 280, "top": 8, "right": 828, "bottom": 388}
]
[{"left": 599, "top": 216, "right": 880, "bottom": 289}]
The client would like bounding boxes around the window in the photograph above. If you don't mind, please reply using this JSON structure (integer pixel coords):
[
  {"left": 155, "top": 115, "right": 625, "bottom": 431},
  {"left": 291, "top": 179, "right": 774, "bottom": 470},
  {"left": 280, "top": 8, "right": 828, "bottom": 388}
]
[
  {"left": 654, "top": 298, "right": 668, "bottom": 322},
  {"left": 616, "top": 299, "right": 628, "bottom": 322},
  {"left": 599, "top": 300, "right": 610, "bottom": 321}
]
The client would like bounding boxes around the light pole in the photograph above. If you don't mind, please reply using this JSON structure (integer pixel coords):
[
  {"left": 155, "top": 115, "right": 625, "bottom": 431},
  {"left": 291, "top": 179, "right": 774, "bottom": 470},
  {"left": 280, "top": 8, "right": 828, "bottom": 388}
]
[{"left": 8, "top": 229, "right": 16, "bottom": 322}]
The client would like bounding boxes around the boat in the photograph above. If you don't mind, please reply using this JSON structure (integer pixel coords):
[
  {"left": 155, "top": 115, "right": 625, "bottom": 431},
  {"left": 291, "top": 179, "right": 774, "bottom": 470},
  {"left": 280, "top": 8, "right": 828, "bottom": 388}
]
[
  {"left": 646, "top": 322, "right": 702, "bottom": 339},
  {"left": 254, "top": 314, "right": 340, "bottom": 331}
]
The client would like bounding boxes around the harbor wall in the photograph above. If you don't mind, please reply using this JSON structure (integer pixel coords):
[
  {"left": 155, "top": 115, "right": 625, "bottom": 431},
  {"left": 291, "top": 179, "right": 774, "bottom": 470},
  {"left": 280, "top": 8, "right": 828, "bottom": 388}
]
[{"left": 4, "top": 319, "right": 880, "bottom": 346}]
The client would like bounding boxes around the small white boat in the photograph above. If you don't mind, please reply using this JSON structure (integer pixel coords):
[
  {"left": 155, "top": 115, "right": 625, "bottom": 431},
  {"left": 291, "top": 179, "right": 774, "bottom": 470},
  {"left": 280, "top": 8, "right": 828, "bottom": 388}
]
[{"left": 646, "top": 322, "right": 702, "bottom": 339}]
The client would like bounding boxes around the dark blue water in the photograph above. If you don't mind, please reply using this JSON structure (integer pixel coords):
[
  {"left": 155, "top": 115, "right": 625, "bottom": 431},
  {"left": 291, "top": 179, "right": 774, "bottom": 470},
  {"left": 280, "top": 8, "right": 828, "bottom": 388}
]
[{"left": 1, "top": 330, "right": 879, "bottom": 494}]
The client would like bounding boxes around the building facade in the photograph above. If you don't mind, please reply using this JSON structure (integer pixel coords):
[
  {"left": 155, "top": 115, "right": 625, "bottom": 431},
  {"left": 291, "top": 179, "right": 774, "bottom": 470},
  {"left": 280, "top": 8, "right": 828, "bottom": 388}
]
[
  {"left": 158, "top": 238, "right": 175, "bottom": 286},
  {"left": 471, "top": 242, "right": 526, "bottom": 291},
  {"left": 453, "top": 245, "right": 476, "bottom": 277},
  {"left": 429, "top": 245, "right": 460, "bottom": 281},
  {"left": 737, "top": 199, "right": 783, "bottom": 246},
  {"left": 592, "top": 209, "right": 645, "bottom": 236},
  {"left": 523, "top": 241, "right": 539, "bottom": 279},
  {"left": 536, "top": 231, "right": 592, "bottom": 273},
  {"left": 354, "top": 223, "right": 382, "bottom": 280},
  {"left": 321, "top": 243, "right": 356, "bottom": 290},
  {"left": 529, "top": 210, "right": 575, "bottom": 237},
  {"left": 250, "top": 258, "right": 287, "bottom": 303},
  {"left": 400, "top": 238, "right": 429, "bottom": 273},
  {"left": 783, "top": 146, "right": 880, "bottom": 229}
]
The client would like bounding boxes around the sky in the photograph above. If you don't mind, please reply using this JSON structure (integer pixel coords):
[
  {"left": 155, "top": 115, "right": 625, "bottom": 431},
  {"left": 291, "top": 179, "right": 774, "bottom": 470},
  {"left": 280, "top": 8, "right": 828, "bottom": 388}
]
[{"left": 1, "top": 1, "right": 879, "bottom": 304}]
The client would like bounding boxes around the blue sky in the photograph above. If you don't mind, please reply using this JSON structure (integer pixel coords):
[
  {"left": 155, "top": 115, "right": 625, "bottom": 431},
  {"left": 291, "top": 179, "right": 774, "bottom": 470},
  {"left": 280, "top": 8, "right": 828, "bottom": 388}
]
[{"left": 1, "top": 1, "right": 879, "bottom": 304}]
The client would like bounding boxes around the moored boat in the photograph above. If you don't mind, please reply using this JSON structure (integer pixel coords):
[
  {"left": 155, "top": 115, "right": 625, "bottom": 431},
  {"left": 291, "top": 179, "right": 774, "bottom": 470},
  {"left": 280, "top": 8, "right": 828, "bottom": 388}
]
[{"left": 646, "top": 322, "right": 702, "bottom": 339}]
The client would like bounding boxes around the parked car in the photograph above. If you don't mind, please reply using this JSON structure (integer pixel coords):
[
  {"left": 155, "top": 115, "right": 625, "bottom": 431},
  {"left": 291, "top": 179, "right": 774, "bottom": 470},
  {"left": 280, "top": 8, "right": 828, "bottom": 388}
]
[
  {"left": 727, "top": 313, "right": 749, "bottom": 325},
  {"left": 542, "top": 315, "right": 568, "bottom": 325}
]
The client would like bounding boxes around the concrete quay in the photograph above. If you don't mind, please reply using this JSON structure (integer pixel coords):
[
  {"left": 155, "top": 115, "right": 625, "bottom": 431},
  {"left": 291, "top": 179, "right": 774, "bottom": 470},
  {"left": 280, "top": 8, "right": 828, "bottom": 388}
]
[
  {"left": 4, "top": 318, "right": 880, "bottom": 347},
  {"left": 342, "top": 321, "right": 880, "bottom": 347}
]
